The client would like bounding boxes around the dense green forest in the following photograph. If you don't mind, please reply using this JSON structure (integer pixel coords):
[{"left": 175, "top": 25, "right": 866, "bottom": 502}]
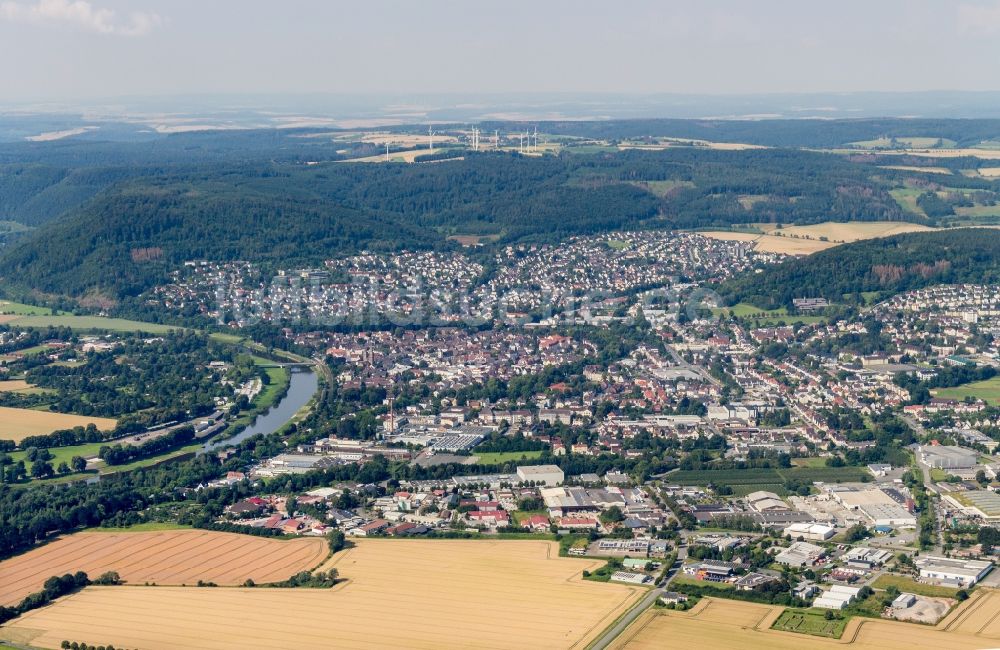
[
  {"left": 717, "top": 229, "right": 1000, "bottom": 309},
  {"left": 0, "top": 147, "right": 935, "bottom": 299}
]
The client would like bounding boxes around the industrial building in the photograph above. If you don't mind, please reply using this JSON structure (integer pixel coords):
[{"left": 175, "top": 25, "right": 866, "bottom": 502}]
[
  {"left": 516, "top": 464, "right": 565, "bottom": 486},
  {"left": 919, "top": 445, "right": 979, "bottom": 470},
  {"left": 813, "top": 585, "right": 861, "bottom": 609},
  {"left": 915, "top": 555, "right": 993, "bottom": 587},
  {"left": 775, "top": 541, "right": 824, "bottom": 567},
  {"left": 783, "top": 522, "right": 835, "bottom": 541}
]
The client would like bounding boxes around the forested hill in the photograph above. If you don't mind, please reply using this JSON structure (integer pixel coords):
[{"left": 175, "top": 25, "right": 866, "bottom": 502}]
[
  {"left": 0, "top": 148, "right": 921, "bottom": 300},
  {"left": 717, "top": 229, "right": 1000, "bottom": 309}
]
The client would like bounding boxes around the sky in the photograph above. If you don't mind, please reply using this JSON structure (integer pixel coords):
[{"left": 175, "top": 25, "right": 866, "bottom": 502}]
[{"left": 1, "top": 0, "right": 1000, "bottom": 102}]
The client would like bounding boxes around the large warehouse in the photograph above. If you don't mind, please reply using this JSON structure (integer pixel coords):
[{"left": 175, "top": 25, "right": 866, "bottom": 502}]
[
  {"left": 919, "top": 445, "right": 978, "bottom": 470},
  {"left": 915, "top": 555, "right": 993, "bottom": 587},
  {"left": 516, "top": 464, "right": 564, "bottom": 486}
]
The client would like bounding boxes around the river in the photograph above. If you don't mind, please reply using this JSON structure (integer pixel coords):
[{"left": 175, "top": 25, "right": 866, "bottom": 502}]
[{"left": 201, "top": 367, "right": 318, "bottom": 453}]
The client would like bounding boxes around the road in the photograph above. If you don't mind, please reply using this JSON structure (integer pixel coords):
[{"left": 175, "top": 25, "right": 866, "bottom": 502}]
[
  {"left": 588, "top": 546, "right": 686, "bottom": 650},
  {"left": 665, "top": 345, "right": 722, "bottom": 389},
  {"left": 900, "top": 415, "right": 945, "bottom": 553}
]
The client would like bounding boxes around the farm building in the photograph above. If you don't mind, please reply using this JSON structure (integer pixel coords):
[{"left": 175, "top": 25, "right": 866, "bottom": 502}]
[{"left": 915, "top": 555, "right": 993, "bottom": 587}]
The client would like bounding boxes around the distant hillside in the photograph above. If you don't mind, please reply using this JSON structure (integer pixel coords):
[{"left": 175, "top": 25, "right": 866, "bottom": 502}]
[
  {"left": 0, "top": 147, "right": 963, "bottom": 301},
  {"left": 717, "top": 229, "right": 1000, "bottom": 309}
]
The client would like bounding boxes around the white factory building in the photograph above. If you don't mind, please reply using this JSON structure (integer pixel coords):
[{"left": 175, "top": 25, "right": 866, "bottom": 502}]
[
  {"left": 915, "top": 555, "right": 993, "bottom": 587},
  {"left": 516, "top": 464, "right": 565, "bottom": 486},
  {"left": 783, "top": 523, "right": 836, "bottom": 541}
]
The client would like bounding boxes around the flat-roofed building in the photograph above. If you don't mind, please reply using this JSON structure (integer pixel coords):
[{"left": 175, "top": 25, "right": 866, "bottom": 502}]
[
  {"left": 916, "top": 555, "right": 993, "bottom": 587},
  {"left": 919, "top": 445, "right": 978, "bottom": 470},
  {"left": 784, "top": 522, "right": 836, "bottom": 541},
  {"left": 516, "top": 464, "right": 564, "bottom": 486}
]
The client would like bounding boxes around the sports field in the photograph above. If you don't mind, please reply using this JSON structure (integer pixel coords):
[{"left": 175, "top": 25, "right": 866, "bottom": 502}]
[
  {"left": 0, "top": 529, "right": 328, "bottom": 606},
  {"left": 0, "top": 407, "right": 116, "bottom": 442},
  {"left": 0, "top": 539, "right": 643, "bottom": 650},
  {"left": 610, "top": 595, "right": 1000, "bottom": 650}
]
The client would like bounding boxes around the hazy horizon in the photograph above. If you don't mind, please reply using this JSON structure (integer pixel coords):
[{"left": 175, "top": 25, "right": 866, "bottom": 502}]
[{"left": 2, "top": 0, "right": 1000, "bottom": 103}]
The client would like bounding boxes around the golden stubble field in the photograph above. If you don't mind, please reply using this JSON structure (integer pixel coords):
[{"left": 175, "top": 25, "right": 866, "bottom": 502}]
[
  {"left": 610, "top": 592, "right": 1000, "bottom": 650},
  {"left": 0, "top": 529, "right": 328, "bottom": 607},
  {"left": 0, "top": 539, "right": 644, "bottom": 650},
  {"left": 701, "top": 220, "right": 935, "bottom": 255},
  {"left": 0, "top": 407, "right": 117, "bottom": 442}
]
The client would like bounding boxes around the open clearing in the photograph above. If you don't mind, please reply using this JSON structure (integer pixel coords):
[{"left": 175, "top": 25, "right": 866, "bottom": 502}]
[
  {"left": 0, "top": 380, "right": 31, "bottom": 393},
  {"left": 0, "top": 529, "right": 328, "bottom": 607},
  {"left": 933, "top": 376, "right": 1000, "bottom": 405},
  {"left": 977, "top": 167, "right": 1000, "bottom": 177},
  {"left": 610, "top": 595, "right": 1000, "bottom": 650},
  {"left": 0, "top": 407, "right": 116, "bottom": 442},
  {"left": 0, "top": 539, "right": 643, "bottom": 650},
  {"left": 880, "top": 165, "right": 952, "bottom": 174},
  {"left": 1, "top": 314, "right": 177, "bottom": 333}
]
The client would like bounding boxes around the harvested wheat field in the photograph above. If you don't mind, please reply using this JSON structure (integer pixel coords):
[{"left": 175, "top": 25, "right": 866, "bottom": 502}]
[
  {"left": 0, "top": 539, "right": 643, "bottom": 650},
  {"left": 760, "top": 221, "right": 933, "bottom": 243},
  {"left": 700, "top": 231, "right": 836, "bottom": 255},
  {"left": 0, "top": 529, "right": 328, "bottom": 606},
  {"left": 0, "top": 407, "right": 117, "bottom": 443},
  {"left": 610, "top": 596, "right": 999, "bottom": 650},
  {"left": 0, "top": 380, "right": 31, "bottom": 393}
]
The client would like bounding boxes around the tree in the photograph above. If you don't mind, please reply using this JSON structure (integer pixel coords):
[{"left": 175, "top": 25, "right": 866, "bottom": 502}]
[
  {"left": 31, "top": 460, "right": 54, "bottom": 478},
  {"left": 824, "top": 609, "right": 834, "bottom": 620},
  {"left": 70, "top": 456, "right": 87, "bottom": 472},
  {"left": 599, "top": 506, "right": 625, "bottom": 525},
  {"left": 57, "top": 462, "right": 70, "bottom": 474}
]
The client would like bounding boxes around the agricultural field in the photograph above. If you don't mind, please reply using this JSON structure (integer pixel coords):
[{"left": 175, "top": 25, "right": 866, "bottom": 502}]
[
  {"left": 0, "top": 407, "right": 116, "bottom": 443},
  {"left": 609, "top": 596, "right": 998, "bottom": 650},
  {"left": 849, "top": 136, "right": 956, "bottom": 149},
  {"left": 933, "top": 376, "right": 1000, "bottom": 405},
  {"left": 0, "top": 314, "right": 178, "bottom": 333},
  {"left": 699, "top": 230, "right": 836, "bottom": 255},
  {"left": 0, "top": 529, "right": 328, "bottom": 607},
  {"left": 0, "top": 539, "right": 643, "bottom": 650},
  {"left": 760, "top": 221, "right": 934, "bottom": 243},
  {"left": 977, "top": 167, "right": 1000, "bottom": 177}
]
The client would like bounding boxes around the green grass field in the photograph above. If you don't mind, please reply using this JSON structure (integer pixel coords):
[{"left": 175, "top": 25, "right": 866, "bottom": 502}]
[
  {"left": 0, "top": 300, "right": 55, "bottom": 316},
  {"left": 474, "top": 450, "right": 545, "bottom": 464},
  {"left": 871, "top": 574, "right": 959, "bottom": 598},
  {"left": 5, "top": 314, "right": 179, "bottom": 333},
  {"left": 713, "top": 302, "right": 826, "bottom": 325},
  {"left": 934, "top": 376, "right": 1000, "bottom": 405},
  {"left": 628, "top": 179, "right": 695, "bottom": 197},
  {"left": 889, "top": 188, "right": 928, "bottom": 218},
  {"left": 771, "top": 608, "right": 847, "bottom": 638}
]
